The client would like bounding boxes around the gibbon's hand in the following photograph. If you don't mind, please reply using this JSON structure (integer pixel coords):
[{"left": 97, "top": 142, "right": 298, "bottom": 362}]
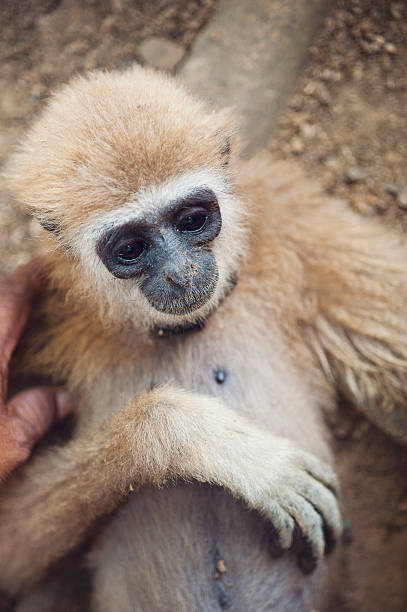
[
  {"left": 124, "top": 387, "right": 343, "bottom": 573},
  {"left": 0, "top": 260, "right": 72, "bottom": 481}
]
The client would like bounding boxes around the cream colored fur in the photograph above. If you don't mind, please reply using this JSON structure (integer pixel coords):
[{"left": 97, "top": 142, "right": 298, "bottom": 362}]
[{"left": 2, "top": 66, "right": 407, "bottom": 611}]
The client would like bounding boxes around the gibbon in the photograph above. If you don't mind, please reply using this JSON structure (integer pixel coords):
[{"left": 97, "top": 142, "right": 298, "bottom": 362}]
[{"left": 2, "top": 66, "right": 407, "bottom": 611}]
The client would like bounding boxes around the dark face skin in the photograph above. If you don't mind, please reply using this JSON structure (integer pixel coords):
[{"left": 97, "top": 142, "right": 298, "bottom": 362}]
[{"left": 96, "top": 188, "right": 222, "bottom": 316}]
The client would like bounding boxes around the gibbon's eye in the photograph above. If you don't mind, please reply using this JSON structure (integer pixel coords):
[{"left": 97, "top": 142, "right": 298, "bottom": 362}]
[
  {"left": 177, "top": 211, "right": 208, "bottom": 234},
  {"left": 117, "top": 240, "right": 147, "bottom": 262}
]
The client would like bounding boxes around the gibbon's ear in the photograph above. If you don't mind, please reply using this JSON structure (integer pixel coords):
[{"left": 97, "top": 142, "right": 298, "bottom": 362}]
[
  {"left": 220, "top": 137, "right": 231, "bottom": 165},
  {"left": 36, "top": 214, "right": 60, "bottom": 234}
]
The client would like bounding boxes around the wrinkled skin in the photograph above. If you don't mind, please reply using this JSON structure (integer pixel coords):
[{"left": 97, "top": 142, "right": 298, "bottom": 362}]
[{"left": 0, "top": 260, "right": 71, "bottom": 481}]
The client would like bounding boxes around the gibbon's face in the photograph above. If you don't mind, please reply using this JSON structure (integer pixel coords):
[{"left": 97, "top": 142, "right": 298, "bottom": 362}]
[
  {"left": 6, "top": 67, "right": 247, "bottom": 330},
  {"left": 96, "top": 186, "right": 221, "bottom": 316},
  {"left": 78, "top": 166, "right": 245, "bottom": 330}
]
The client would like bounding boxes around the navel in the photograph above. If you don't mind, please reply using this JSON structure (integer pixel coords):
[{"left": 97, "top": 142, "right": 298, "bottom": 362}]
[{"left": 214, "top": 368, "right": 227, "bottom": 384}]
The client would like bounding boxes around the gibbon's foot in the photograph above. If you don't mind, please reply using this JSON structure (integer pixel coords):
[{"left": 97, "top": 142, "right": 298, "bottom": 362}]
[{"left": 243, "top": 441, "right": 342, "bottom": 573}]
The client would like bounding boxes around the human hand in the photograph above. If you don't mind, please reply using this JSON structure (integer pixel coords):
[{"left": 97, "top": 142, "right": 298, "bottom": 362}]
[{"left": 0, "top": 260, "right": 72, "bottom": 480}]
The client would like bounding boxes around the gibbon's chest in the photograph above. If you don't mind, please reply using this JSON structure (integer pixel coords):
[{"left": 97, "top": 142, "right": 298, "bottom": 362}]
[{"left": 77, "top": 309, "right": 324, "bottom": 445}]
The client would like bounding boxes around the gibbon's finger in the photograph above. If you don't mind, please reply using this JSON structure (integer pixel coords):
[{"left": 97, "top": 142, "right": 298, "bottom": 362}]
[
  {"left": 283, "top": 493, "right": 325, "bottom": 573},
  {"left": 295, "top": 475, "right": 343, "bottom": 553},
  {"left": 264, "top": 502, "right": 295, "bottom": 554},
  {"left": 0, "top": 259, "right": 46, "bottom": 403},
  {"left": 7, "top": 386, "right": 72, "bottom": 452}
]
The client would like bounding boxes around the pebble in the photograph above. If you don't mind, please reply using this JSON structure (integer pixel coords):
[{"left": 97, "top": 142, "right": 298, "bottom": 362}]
[
  {"left": 344, "top": 165, "right": 367, "bottom": 184},
  {"left": 391, "top": 3, "right": 403, "bottom": 19},
  {"left": 385, "top": 42, "right": 397, "bottom": 54},
  {"left": 290, "top": 136, "right": 304, "bottom": 154},
  {"left": 386, "top": 182, "right": 407, "bottom": 209},
  {"left": 138, "top": 37, "right": 185, "bottom": 71},
  {"left": 299, "top": 122, "right": 316, "bottom": 138},
  {"left": 385, "top": 183, "right": 403, "bottom": 197},
  {"left": 397, "top": 185, "right": 407, "bottom": 209},
  {"left": 351, "top": 196, "right": 376, "bottom": 216},
  {"left": 304, "top": 81, "right": 331, "bottom": 105},
  {"left": 324, "top": 157, "right": 341, "bottom": 171},
  {"left": 384, "top": 151, "right": 403, "bottom": 163},
  {"left": 320, "top": 68, "right": 341, "bottom": 82}
]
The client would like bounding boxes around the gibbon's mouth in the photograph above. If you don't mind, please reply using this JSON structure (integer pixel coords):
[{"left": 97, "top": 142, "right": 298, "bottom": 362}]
[{"left": 146, "top": 269, "right": 219, "bottom": 315}]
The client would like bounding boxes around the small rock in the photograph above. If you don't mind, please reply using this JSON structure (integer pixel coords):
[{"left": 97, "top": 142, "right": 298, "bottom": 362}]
[
  {"left": 385, "top": 151, "right": 403, "bottom": 163},
  {"left": 397, "top": 185, "right": 407, "bottom": 209},
  {"left": 139, "top": 37, "right": 185, "bottom": 71},
  {"left": 351, "top": 196, "right": 376, "bottom": 216},
  {"left": 304, "top": 81, "right": 331, "bottom": 105},
  {"left": 344, "top": 165, "right": 367, "bottom": 184},
  {"left": 320, "top": 68, "right": 341, "bottom": 82},
  {"left": 290, "top": 137, "right": 304, "bottom": 154},
  {"left": 372, "top": 34, "right": 385, "bottom": 47},
  {"left": 385, "top": 42, "right": 397, "bottom": 54},
  {"left": 299, "top": 122, "right": 316, "bottom": 138},
  {"left": 390, "top": 3, "right": 403, "bottom": 19},
  {"left": 385, "top": 183, "right": 403, "bottom": 196},
  {"left": 375, "top": 198, "right": 390, "bottom": 213},
  {"left": 288, "top": 94, "right": 303, "bottom": 111},
  {"left": 361, "top": 39, "right": 383, "bottom": 54},
  {"left": 324, "top": 157, "right": 341, "bottom": 171}
]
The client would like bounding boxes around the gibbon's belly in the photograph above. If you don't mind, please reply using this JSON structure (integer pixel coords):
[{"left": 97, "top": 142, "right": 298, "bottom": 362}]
[
  {"left": 91, "top": 483, "right": 327, "bottom": 612},
  {"left": 80, "top": 314, "right": 329, "bottom": 458},
  {"left": 89, "top": 320, "right": 331, "bottom": 612}
]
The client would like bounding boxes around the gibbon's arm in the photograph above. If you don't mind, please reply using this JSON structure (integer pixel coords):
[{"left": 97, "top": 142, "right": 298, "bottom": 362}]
[
  {"left": 0, "top": 386, "right": 341, "bottom": 594},
  {"left": 290, "top": 198, "right": 407, "bottom": 443}
]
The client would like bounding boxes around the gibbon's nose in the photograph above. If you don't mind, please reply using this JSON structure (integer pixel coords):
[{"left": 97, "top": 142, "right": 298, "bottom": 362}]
[{"left": 164, "top": 264, "right": 192, "bottom": 289}]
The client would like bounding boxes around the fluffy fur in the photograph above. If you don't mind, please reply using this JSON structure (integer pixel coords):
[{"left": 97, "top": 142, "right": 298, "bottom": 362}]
[{"left": 2, "top": 66, "right": 407, "bottom": 611}]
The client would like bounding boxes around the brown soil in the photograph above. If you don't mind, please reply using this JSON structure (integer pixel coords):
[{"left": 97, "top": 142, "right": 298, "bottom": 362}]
[
  {"left": 1, "top": 1, "right": 407, "bottom": 611},
  {"left": 269, "top": 0, "right": 407, "bottom": 225},
  {"left": 269, "top": 2, "right": 407, "bottom": 610}
]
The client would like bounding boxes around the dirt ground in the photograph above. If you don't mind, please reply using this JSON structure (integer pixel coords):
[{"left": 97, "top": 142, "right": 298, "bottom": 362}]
[
  {"left": 269, "top": 2, "right": 407, "bottom": 610},
  {"left": 1, "top": 0, "right": 407, "bottom": 611},
  {"left": 269, "top": 0, "right": 407, "bottom": 225}
]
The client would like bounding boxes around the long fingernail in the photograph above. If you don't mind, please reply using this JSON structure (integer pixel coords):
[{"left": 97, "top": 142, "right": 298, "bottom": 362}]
[
  {"left": 298, "top": 552, "right": 317, "bottom": 574},
  {"left": 269, "top": 539, "right": 285, "bottom": 558},
  {"left": 55, "top": 390, "right": 73, "bottom": 419}
]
